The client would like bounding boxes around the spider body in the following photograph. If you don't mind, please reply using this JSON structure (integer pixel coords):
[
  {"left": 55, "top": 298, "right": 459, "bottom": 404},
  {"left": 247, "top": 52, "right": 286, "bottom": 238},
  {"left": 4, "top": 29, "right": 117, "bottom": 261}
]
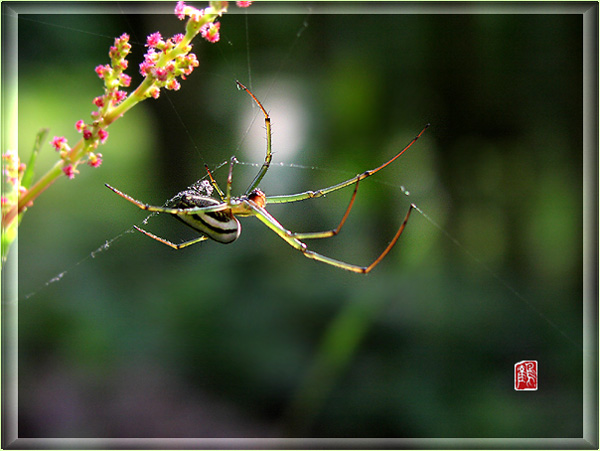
[
  {"left": 168, "top": 187, "right": 267, "bottom": 244},
  {"left": 106, "top": 81, "right": 428, "bottom": 273},
  {"left": 171, "top": 190, "right": 241, "bottom": 244}
]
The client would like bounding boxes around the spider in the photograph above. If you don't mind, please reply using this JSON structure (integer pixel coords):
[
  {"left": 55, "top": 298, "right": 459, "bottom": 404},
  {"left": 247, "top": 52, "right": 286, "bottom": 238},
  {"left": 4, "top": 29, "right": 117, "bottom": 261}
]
[{"left": 105, "top": 81, "right": 428, "bottom": 274}]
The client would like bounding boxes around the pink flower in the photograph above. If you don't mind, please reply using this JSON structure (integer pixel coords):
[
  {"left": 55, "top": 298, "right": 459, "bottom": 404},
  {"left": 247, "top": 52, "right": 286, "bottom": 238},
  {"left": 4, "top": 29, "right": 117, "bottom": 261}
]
[
  {"left": 51, "top": 136, "right": 68, "bottom": 151},
  {"left": 93, "top": 96, "right": 105, "bottom": 107},
  {"left": 200, "top": 22, "right": 220, "bottom": 43},
  {"left": 153, "top": 67, "right": 168, "bottom": 81},
  {"left": 3, "top": 171, "right": 17, "bottom": 185},
  {"left": 62, "top": 164, "right": 78, "bottom": 179},
  {"left": 113, "top": 91, "right": 127, "bottom": 104},
  {"left": 95, "top": 64, "right": 110, "bottom": 79},
  {"left": 115, "top": 34, "right": 131, "bottom": 55},
  {"left": 140, "top": 49, "right": 158, "bottom": 74},
  {"left": 75, "top": 120, "right": 86, "bottom": 132},
  {"left": 109, "top": 45, "right": 119, "bottom": 60},
  {"left": 236, "top": 1, "right": 252, "bottom": 7},
  {"left": 87, "top": 152, "right": 103, "bottom": 168},
  {"left": 119, "top": 73, "right": 131, "bottom": 87},
  {"left": 177, "top": 53, "right": 199, "bottom": 78},
  {"left": 145, "top": 47, "right": 158, "bottom": 62},
  {"left": 83, "top": 130, "right": 93, "bottom": 140},
  {"left": 187, "top": 53, "right": 199, "bottom": 67},
  {"left": 146, "top": 32, "right": 163, "bottom": 48},
  {"left": 150, "top": 87, "right": 160, "bottom": 99},
  {"left": 175, "top": 1, "right": 186, "bottom": 19},
  {"left": 139, "top": 60, "right": 153, "bottom": 76},
  {"left": 189, "top": 8, "right": 206, "bottom": 22},
  {"left": 167, "top": 79, "right": 181, "bottom": 91},
  {"left": 97, "top": 129, "right": 109, "bottom": 143},
  {"left": 172, "top": 33, "right": 184, "bottom": 44}
]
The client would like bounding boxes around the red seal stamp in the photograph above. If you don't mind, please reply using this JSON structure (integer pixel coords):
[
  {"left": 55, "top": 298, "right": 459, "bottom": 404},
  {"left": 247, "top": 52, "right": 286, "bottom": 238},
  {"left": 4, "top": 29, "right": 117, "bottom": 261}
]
[{"left": 514, "top": 360, "right": 538, "bottom": 391}]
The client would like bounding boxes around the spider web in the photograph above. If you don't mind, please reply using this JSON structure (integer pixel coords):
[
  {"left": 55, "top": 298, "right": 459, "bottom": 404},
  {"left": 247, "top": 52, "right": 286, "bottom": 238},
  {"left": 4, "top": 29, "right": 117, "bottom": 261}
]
[{"left": 12, "top": 7, "right": 582, "bottom": 354}]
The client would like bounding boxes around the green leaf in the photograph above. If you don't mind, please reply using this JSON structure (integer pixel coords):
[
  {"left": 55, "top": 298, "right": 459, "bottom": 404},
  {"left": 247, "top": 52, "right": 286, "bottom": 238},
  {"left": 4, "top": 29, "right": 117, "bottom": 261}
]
[{"left": 21, "top": 128, "right": 49, "bottom": 190}]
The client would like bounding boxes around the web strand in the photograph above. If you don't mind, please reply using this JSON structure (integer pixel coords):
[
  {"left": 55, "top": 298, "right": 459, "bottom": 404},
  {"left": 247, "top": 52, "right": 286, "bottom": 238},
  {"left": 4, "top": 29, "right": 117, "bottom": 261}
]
[
  {"left": 409, "top": 203, "right": 580, "bottom": 349},
  {"left": 21, "top": 229, "right": 136, "bottom": 301}
]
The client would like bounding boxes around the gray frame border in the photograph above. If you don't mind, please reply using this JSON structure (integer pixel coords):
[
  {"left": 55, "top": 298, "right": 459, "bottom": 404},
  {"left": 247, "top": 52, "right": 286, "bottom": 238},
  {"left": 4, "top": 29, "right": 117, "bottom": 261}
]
[{"left": 1, "top": 1, "right": 597, "bottom": 449}]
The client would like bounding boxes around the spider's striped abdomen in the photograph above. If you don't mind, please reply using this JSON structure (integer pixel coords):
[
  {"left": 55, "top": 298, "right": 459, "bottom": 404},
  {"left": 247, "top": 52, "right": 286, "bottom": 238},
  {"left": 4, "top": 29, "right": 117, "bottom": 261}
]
[{"left": 171, "top": 192, "right": 241, "bottom": 244}]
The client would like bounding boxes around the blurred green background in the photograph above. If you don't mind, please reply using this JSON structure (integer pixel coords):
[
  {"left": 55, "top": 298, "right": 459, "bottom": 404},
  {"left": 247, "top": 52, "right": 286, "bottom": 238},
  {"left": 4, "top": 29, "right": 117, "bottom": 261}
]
[{"left": 14, "top": 3, "right": 583, "bottom": 440}]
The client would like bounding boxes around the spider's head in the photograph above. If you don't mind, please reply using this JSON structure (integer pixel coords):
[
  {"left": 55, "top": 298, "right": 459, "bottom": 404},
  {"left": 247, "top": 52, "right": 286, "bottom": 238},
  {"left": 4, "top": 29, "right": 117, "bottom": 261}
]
[{"left": 248, "top": 188, "right": 266, "bottom": 208}]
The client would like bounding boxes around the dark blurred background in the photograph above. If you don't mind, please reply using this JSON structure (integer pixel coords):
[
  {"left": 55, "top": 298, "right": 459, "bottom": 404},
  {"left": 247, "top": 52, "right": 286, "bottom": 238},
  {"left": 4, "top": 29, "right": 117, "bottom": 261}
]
[{"left": 14, "top": 2, "right": 584, "bottom": 440}]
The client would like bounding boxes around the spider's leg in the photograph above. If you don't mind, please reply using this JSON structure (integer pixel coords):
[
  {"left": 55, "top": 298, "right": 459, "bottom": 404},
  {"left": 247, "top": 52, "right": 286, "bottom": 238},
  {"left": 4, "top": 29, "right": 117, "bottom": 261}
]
[
  {"left": 265, "top": 123, "right": 429, "bottom": 205},
  {"left": 291, "top": 178, "right": 359, "bottom": 240},
  {"left": 133, "top": 225, "right": 208, "bottom": 250},
  {"left": 105, "top": 184, "right": 230, "bottom": 215},
  {"left": 226, "top": 156, "right": 238, "bottom": 202},
  {"left": 236, "top": 81, "right": 273, "bottom": 195},
  {"left": 248, "top": 201, "right": 415, "bottom": 274},
  {"left": 246, "top": 203, "right": 307, "bottom": 251},
  {"left": 106, "top": 184, "right": 184, "bottom": 214},
  {"left": 204, "top": 164, "right": 226, "bottom": 201}
]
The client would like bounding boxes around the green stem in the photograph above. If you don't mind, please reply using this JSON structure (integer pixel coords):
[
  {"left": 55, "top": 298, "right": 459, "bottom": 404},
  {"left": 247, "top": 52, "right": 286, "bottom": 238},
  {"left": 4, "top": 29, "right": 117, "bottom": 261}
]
[
  {"left": 13, "top": 163, "right": 63, "bottom": 218},
  {"left": 104, "top": 78, "right": 154, "bottom": 126}
]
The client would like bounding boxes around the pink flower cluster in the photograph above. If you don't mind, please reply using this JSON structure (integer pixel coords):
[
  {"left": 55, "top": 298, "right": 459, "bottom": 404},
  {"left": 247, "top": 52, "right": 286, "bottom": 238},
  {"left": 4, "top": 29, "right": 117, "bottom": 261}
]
[
  {"left": 50, "top": 118, "right": 107, "bottom": 179},
  {"left": 46, "top": 2, "right": 252, "bottom": 181},
  {"left": 138, "top": 31, "right": 199, "bottom": 98},
  {"left": 76, "top": 120, "right": 106, "bottom": 170},
  {"left": 58, "top": 33, "right": 132, "bottom": 179},
  {"left": 1, "top": 151, "right": 24, "bottom": 189},
  {"left": 174, "top": 1, "right": 210, "bottom": 21},
  {"left": 50, "top": 136, "right": 78, "bottom": 178},
  {"left": 200, "top": 21, "right": 220, "bottom": 43},
  {"left": 1, "top": 150, "right": 26, "bottom": 211},
  {"left": 93, "top": 33, "right": 132, "bottom": 111},
  {"left": 75, "top": 120, "right": 108, "bottom": 144},
  {"left": 2, "top": 1, "right": 258, "bottom": 241},
  {"left": 173, "top": 1, "right": 251, "bottom": 44}
]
